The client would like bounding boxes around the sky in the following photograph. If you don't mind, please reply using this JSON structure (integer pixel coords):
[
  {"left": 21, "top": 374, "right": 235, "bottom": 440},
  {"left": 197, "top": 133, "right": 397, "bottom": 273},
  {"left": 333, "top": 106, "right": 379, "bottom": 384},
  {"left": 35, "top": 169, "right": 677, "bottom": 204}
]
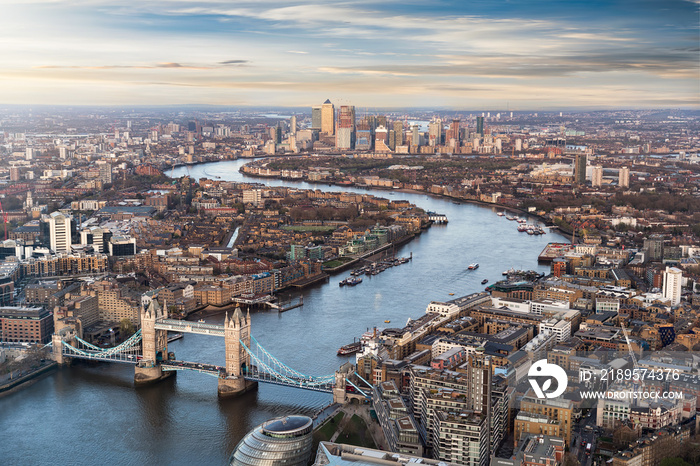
[{"left": 1, "top": 0, "right": 699, "bottom": 109}]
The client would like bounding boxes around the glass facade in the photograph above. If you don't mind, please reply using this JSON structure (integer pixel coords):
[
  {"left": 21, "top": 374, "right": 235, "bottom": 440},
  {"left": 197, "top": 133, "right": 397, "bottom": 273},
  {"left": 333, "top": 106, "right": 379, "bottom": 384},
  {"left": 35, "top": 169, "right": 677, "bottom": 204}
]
[{"left": 229, "top": 415, "right": 313, "bottom": 466}]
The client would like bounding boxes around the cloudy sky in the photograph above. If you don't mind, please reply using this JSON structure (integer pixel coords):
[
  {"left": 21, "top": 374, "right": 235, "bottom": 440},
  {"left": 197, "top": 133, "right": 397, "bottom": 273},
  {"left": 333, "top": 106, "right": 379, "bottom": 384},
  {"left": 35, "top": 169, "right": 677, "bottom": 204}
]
[{"left": 2, "top": 0, "right": 698, "bottom": 109}]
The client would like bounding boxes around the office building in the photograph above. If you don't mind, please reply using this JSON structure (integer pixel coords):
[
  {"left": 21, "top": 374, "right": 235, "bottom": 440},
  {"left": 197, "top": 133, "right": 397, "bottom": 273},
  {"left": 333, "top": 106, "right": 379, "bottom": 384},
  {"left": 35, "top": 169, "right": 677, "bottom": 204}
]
[
  {"left": 108, "top": 236, "right": 137, "bottom": 257},
  {"left": 0, "top": 305, "right": 54, "bottom": 344},
  {"left": 229, "top": 415, "right": 314, "bottom": 466},
  {"left": 336, "top": 105, "right": 355, "bottom": 149},
  {"left": 592, "top": 166, "right": 603, "bottom": 187},
  {"left": 43, "top": 212, "right": 73, "bottom": 253},
  {"left": 619, "top": 166, "right": 630, "bottom": 188},
  {"left": 393, "top": 121, "right": 404, "bottom": 147},
  {"left": 574, "top": 153, "right": 587, "bottom": 184},
  {"left": 375, "top": 125, "right": 390, "bottom": 152},
  {"left": 321, "top": 99, "right": 335, "bottom": 135},
  {"left": 80, "top": 226, "right": 113, "bottom": 253},
  {"left": 662, "top": 266, "right": 682, "bottom": 306},
  {"left": 311, "top": 106, "right": 322, "bottom": 130},
  {"left": 476, "top": 116, "right": 484, "bottom": 136},
  {"left": 289, "top": 115, "right": 297, "bottom": 135}
]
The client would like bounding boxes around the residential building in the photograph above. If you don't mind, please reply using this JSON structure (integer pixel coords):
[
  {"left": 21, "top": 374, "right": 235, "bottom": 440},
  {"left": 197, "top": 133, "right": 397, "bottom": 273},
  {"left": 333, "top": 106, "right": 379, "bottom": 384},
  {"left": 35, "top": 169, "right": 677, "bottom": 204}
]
[{"left": 661, "top": 267, "right": 681, "bottom": 306}]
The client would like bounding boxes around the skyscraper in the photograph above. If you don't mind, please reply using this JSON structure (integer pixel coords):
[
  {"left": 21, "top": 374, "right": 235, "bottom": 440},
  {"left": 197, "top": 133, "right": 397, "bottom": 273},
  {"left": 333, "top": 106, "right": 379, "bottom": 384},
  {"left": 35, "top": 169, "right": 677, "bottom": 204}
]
[
  {"left": 592, "top": 166, "right": 603, "bottom": 187},
  {"left": 321, "top": 99, "right": 334, "bottom": 135},
  {"left": 574, "top": 153, "right": 587, "bottom": 184},
  {"left": 662, "top": 266, "right": 682, "bottom": 306},
  {"left": 619, "top": 166, "right": 630, "bottom": 188},
  {"left": 411, "top": 125, "right": 421, "bottom": 148},
  {"left": 289, "top": 115, "right": 297, "bottom": 135},
  {"left": 335, "top": 105, "right": 355, "bottom": 149},
  {"left": 445, "top": 119, "right": 460, "bottom": 144},
  {"left": 393, "top": 121, "right": 404, "bottom": 147},
  {"left": 428, "top": 119, "right": 442, "bottom": 146},
  {"left": 476, "top": 116, "right": 484, "bottom": 136},
  {"left": 311, "top": 106, "right": 322, "bottom": 130}
]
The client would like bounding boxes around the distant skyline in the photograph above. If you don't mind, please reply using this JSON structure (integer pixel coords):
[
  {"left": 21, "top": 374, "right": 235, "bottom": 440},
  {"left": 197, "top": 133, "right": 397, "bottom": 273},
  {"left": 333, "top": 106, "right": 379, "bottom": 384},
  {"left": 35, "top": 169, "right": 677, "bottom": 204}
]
[{"left": 2, "top": 0, "right": 699, "bottom": 109}]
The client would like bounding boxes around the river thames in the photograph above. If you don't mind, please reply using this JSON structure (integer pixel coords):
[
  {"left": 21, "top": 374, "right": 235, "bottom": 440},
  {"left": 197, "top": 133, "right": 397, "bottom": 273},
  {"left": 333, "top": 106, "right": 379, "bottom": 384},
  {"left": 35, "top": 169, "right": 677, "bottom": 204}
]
[{"left": 2, "top": 159, "right": 568, "bottom": 465}]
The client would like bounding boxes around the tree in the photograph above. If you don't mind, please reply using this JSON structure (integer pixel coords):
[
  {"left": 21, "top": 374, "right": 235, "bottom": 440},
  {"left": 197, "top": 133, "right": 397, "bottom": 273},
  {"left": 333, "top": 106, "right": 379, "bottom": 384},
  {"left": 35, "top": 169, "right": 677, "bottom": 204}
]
[
  {"left": 659, "top": 458, "right": 690, "bottom": 466},
  {"left": 562, "top": 452, "right": 580, "bottom": 466},
  {"left": 119, "top": 318, "right": 135, "bottom": 338}
]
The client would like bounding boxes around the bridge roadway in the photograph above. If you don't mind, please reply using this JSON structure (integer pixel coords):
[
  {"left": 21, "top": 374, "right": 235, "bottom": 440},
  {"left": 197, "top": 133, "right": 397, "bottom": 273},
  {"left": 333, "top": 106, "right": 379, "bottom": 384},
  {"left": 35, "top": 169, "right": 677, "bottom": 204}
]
[
  {"left": 161, "top": 360, "right": 223, "bottom": 377},
  {"left": 154, "top": 318, "right": 224, "bottom": 337},
  {"left": 160, "top": 361, "right": 334, "bottom": 393}
]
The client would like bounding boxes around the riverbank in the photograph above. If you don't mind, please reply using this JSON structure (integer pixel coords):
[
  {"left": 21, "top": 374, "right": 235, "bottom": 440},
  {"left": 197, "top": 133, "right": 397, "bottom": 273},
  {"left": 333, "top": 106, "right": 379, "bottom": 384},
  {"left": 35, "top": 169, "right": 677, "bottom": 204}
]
[
  {"left": 239, "top": 162, "right": 580, "bottom": 244},
  {"left": 322, "top": 232, "right": 419, "bottom": 275},
  {"left": 0, "top": 361, "right": 58, "bottom": 397}
]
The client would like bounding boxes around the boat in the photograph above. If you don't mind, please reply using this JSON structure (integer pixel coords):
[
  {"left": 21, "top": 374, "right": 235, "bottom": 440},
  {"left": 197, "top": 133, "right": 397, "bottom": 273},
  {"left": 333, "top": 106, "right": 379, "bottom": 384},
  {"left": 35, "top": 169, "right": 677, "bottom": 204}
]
[
  {"left": 497, "top": 212, "right": 505, "bottom": 217},
  {"left": 167, "top": 333, "right": 184, "bottom": 343},
  {"left": 346, "top": 276, "right": 363, "bottom": 286},
  {"left": 384, "top": 320, "right": 391, "bottom": 323},
  {"left": 339, "top": 279, "right": 346, "bottom": 286},
  {"left": 481, "top": 279, "right": 488, "bottom": 285},
  {"left": 468, "top": 263, "right": 479, "bottom": 270},
  {"left": 198, "top": 319, "right": 205, "bottom": 323},
  {"left": 337, "top": 341, "right": 362, "bottom": 356},
  {"left": 449, "top": 293, "right": 455, "bottom": 296},
  {"left": 502, "top": 268, "right": 515, "bottom": 276}
]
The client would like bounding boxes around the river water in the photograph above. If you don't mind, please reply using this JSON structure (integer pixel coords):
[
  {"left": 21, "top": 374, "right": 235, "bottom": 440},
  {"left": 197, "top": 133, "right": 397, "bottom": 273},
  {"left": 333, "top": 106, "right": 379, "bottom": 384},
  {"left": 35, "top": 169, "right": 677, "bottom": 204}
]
[{"left": 1, "top": 159, "right": 567, "bottom": 465}]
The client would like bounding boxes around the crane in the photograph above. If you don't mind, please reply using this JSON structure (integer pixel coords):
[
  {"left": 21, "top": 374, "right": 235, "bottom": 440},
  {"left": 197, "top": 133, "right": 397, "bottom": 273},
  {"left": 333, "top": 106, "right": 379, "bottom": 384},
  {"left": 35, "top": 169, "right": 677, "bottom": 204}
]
[
  {"left": 0, "top": 200, "right": 8, "bottom": 241},
  {"left": 619, "top": 320, "right": 645, "bottom": 403}
]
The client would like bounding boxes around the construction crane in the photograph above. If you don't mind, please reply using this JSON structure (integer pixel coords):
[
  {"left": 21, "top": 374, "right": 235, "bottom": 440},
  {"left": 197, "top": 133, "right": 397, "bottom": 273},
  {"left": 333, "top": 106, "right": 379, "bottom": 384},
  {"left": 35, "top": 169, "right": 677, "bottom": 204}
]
[
  {"left": 619, "top": 320, "right": 645, "bottom": 402},
  {"left": 0, "top": 200, "right": 8, "bottom": 241}
]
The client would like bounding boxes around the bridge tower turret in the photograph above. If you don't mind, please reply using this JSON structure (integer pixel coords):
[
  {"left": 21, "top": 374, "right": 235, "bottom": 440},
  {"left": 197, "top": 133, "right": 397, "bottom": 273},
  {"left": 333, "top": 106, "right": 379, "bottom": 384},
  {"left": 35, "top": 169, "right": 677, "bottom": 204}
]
[
  {"left": 219, "top": 305, "right": 257, "bottom": 397},
  {"left": 134, "top": 299, "right": 172, "bottom": 385}
]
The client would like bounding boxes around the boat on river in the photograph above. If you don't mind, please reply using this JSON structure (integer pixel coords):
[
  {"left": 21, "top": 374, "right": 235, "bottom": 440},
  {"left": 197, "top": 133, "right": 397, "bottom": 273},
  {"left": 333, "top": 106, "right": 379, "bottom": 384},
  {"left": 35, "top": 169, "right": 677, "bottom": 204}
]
[
  {"left": 337, "top": 341, "right": 362, "bottom": 356},
  {"left": 468, "top": 263, "right": 479, "bottom": 270}
]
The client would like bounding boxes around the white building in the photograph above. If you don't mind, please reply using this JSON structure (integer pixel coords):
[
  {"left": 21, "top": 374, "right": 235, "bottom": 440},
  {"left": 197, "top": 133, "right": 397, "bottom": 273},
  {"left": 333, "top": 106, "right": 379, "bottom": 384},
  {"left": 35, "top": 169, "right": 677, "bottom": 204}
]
[
  {"left": 44, "top": 212, "right": 73, "bottom": 253},
  {"left": 662, "top": 266, "right": 682, "bottom": 306},
  {"left": 538, "top": 318, "right": 571, "bottom": 342}
]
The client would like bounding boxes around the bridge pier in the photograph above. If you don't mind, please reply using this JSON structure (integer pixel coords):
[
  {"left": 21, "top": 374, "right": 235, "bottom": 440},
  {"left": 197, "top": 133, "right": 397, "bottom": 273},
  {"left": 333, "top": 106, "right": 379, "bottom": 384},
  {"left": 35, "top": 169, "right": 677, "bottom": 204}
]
[
  {"left": 134, "top": 363, "right": 174, "bottom": 386},
  {"left": 217, "top": 376, "right": 258, "bottom": 398}
]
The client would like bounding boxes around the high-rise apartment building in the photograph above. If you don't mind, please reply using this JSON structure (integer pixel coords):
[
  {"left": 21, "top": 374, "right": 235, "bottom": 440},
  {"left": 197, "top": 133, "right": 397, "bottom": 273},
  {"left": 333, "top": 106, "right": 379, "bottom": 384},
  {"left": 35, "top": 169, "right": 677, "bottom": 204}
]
[
  {"left": 619, "top": 166, "right": 630, "bottom": 188},
  {"left": 592, "top": 166, "right": 603, "bottom": 187},
  {"left": 289, "top": 115, "right": 297, "bottom": 135},
  {"left": 644, "top": 235, "right": 664, "bottom": 261},
  {"left": 311, "top": 106, "right": 322, "bottom": 130},
  {"left": 321, "top": 99, "right": 335, "bottom": 135},
  {"left": 335, "top": 105, "right": 355, "bottom": 149},
  {"left": 428, "top": 119, "right": 442, "bottom": 146},
  {"left": 574, "top": 153, "right": 587, "bottom": 184},
  {"left": 662, "top": 266, "right": 682, "bottom": 306},
  {"left": 411, "top": 125, "right": 421, "bottom": 148},
  {"left": 445, "top": 119, "right": 459, "bottom": 145},
  {"left": 43, "top": 212, "right": 73, "bottom": 253},
  {"left": 96, "top": 161, "right": 112, "bottom": 184}
]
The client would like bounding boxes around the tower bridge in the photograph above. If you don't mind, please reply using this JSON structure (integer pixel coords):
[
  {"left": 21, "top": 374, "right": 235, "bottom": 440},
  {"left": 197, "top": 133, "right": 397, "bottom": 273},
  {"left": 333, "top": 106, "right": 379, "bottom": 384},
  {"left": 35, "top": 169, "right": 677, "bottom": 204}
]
[{"left": 50, "top": 299, "right": 364, "bottom": 401}]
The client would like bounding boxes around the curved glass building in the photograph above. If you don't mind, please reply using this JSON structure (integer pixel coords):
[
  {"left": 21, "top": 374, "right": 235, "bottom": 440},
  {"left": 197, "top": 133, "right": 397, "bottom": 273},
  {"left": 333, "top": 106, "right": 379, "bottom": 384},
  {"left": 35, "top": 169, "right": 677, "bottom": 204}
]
[{"left": 229, "top": 415, "right": 314, "bottom": 466}]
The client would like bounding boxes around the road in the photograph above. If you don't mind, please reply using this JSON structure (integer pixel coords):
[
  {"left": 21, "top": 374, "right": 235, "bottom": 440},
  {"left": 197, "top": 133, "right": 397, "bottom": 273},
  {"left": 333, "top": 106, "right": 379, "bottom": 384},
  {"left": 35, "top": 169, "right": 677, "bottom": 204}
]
[{"left": 571, "top": 409, "right": 598, "bottom": 466}]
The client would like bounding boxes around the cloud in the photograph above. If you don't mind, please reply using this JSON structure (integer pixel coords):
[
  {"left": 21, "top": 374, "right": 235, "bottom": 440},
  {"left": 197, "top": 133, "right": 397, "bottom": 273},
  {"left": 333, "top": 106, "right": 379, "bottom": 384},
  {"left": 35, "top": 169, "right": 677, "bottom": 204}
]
[{"left": 219, "top": 59, "right": 249, "bottom": 65}]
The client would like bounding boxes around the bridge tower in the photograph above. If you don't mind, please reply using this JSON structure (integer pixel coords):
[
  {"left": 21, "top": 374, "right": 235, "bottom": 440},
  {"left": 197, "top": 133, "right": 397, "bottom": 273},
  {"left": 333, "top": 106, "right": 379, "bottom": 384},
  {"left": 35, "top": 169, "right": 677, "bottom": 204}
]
[
  {"left": 134, "top": 299, "right": 172, "bottom": 385},
  {"left": 218, "top": 305, "right": 258, "bottom": 397}
]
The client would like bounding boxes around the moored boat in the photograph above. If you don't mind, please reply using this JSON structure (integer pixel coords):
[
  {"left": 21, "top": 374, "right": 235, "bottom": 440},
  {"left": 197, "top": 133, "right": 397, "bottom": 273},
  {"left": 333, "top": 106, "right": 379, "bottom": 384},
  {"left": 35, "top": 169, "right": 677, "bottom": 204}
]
[{"left": 337, "top": 341, "right": 362, "bottom": 356}]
